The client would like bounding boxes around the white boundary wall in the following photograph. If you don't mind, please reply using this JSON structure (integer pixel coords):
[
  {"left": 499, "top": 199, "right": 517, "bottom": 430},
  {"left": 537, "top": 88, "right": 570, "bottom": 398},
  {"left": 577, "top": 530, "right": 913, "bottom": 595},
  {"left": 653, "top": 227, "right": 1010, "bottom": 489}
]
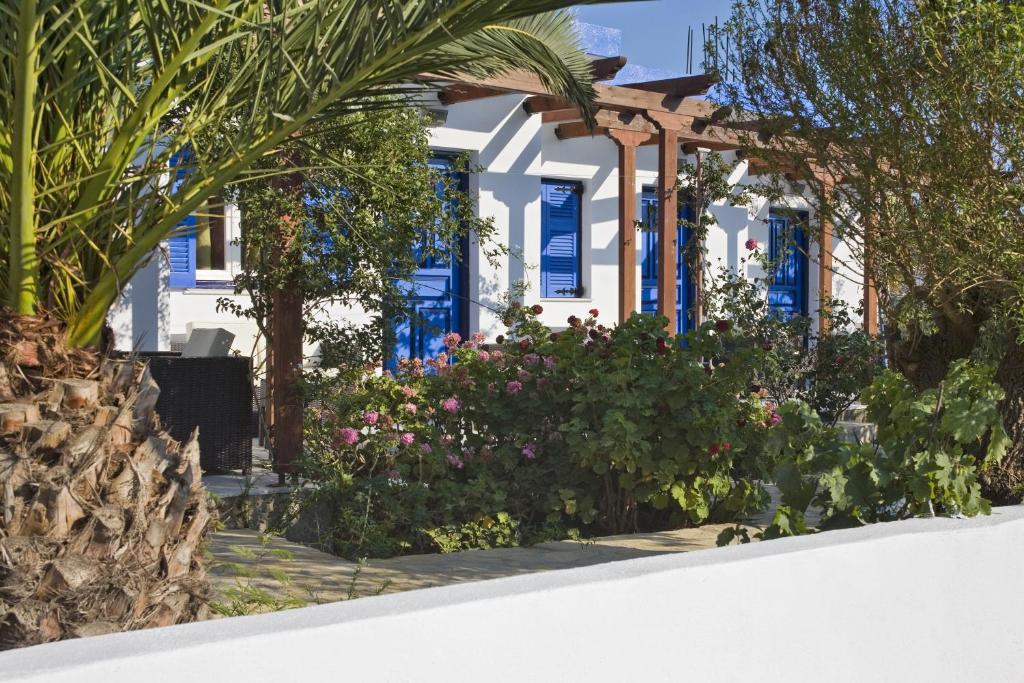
[{"left": 5, "top": 507, "right": 1024, "bottom": 682}]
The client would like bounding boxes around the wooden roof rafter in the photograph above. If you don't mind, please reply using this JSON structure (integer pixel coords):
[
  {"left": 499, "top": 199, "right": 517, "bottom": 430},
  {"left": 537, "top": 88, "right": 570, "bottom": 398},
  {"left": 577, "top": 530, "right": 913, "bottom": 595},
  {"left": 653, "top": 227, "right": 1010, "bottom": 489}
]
[
  {"left": 435, "top": 55, "right": 628, "bottom": 106},
  {"left": 616, "top": 73, "right": 719, "bottom": 98}
]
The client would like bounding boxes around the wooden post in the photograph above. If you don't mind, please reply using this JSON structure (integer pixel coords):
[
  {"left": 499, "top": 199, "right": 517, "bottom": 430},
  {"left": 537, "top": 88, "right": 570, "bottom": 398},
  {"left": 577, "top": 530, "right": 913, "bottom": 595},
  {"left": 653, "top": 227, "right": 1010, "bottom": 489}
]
[
  {"left": 271, "top": 287, "right": 303, "bottom": 476},
  {"left": 607, "top": 129, "right": 652, "bottom": 323},
  {"left": 644, "top": 111, "right": 682, "bottom": 333},
  {"left": 862, "top": 211, "right": 879, "bottom": 336},
  {"left": 268, "top": 196, "right": 304, "bottom": 477},
  {"left": 817, "top": 173, "right": 835, "bottom": 335}
]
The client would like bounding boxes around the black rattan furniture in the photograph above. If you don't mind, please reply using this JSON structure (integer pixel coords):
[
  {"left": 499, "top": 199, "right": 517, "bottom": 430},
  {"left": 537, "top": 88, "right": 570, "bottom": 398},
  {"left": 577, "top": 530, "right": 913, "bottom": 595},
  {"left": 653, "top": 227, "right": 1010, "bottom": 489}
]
[{"left": 142, "top": 354, "right": 253, "bottom": 473}]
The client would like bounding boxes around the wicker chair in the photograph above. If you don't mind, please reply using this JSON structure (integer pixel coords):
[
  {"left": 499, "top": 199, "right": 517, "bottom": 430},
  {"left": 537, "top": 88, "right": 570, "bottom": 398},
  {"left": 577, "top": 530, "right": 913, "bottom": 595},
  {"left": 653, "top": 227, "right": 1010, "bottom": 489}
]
[{"left": 142, "top": 354, "right": 253, "bottom": 473}]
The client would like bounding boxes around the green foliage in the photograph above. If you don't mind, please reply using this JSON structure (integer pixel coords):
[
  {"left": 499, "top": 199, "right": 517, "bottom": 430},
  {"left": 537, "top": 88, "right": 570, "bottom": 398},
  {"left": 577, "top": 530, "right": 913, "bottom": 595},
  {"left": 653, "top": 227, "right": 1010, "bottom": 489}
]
[
  {"left": 755, "top": 361, "right": 1008, "bottom": 540},
  {"left": 210, "top": 535, "right": 308, "bottom": 617},
  {"left": 713, "top": 0, "right": 1024, "bottom": 328},
  {"left": 705, "top": 259, "right": 884, "bottom": 423},
  {"left": 220, "top": 109, "right": 498, "bottom": 368}
]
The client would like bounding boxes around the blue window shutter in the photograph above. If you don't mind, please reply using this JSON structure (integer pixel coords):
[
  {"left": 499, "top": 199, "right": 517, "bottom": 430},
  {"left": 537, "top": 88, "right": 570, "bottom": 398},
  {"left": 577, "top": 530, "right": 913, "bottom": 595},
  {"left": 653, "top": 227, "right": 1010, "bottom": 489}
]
[
  {"left": 541, "top": 179, "right": 582, "bottom": 298},
  {"left": 168, "top": 148, "right": 196, "bottom": 288}
]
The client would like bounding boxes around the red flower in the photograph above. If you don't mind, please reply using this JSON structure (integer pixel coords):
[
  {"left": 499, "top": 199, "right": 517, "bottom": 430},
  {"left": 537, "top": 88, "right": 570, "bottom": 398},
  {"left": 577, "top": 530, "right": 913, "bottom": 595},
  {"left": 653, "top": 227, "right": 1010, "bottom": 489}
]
[
  {"left": 531, "top": 304, "right": 544, "bottom": 315},
  {"left": 714, "top": 319, "right": 731, "bottom": 333},
  {"left": 568, "top": 316, "right": 582, "bottom": 328},
  {"left": 495, "top": 335, "right": 505, "bottom": 344},
  {"left": 519, "top": 338, "right": 530, "bottom": 350},
  {"left": 708, "top": 443, "right": 720, "bottom": 455},
  {"left": 656, "top": 338, "right": 668, "bottom": 354},
  {"left": 589, "top": 308, "right": 599, "bottom": 317},
  {"left": 745, "top": 238, "right": 758, "bottom": 251},
  {"left": 722, "top": 441, "right": 731, "bottom": 451}
]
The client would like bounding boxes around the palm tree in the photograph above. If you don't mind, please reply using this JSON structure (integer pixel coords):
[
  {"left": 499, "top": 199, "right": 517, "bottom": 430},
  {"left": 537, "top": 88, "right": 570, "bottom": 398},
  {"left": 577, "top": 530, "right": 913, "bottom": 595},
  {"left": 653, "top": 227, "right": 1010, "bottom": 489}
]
[
  {"left": 1, "top": 0, "right": 608, "bottom": 345},
  {"left": 0, "top": 0, "right": 618, "bottom": 647}
]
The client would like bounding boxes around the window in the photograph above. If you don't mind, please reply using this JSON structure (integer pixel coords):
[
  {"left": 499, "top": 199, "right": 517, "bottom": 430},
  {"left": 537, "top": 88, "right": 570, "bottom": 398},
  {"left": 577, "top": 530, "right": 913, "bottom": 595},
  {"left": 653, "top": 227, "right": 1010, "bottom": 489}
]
[
  {"left": 167, "top": 149, "right": 234, "bottom": 288},
  {"left": 540, "top": 179, "right": 583, "bottom": 298},
  {"left": 196, "top": 196, "right": 226, "bottom": 271}
]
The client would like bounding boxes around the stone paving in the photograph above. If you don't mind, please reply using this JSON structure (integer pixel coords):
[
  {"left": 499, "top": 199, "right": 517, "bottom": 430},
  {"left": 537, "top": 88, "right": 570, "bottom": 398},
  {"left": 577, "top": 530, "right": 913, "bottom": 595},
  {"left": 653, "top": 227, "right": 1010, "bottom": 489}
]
[{"left": 206, "top": 523, "right": 742, "bottom": 610}]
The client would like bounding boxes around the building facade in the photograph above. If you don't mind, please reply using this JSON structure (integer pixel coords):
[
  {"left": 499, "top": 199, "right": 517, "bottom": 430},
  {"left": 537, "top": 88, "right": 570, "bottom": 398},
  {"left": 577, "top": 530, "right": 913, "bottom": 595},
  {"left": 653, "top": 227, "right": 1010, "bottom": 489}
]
[{"left": 109, "top": 26, "right": 868, "bottom": 366}]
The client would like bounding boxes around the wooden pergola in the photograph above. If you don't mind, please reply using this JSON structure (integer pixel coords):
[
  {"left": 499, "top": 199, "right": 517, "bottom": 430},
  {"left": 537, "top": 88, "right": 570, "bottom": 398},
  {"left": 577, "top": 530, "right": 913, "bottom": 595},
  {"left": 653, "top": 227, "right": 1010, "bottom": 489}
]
[
  {"left": 270, "top": 57, "right": 878, "bottom": 476},
  {"left": 433, "top": 58, "right": 856, "bottom": 335}
]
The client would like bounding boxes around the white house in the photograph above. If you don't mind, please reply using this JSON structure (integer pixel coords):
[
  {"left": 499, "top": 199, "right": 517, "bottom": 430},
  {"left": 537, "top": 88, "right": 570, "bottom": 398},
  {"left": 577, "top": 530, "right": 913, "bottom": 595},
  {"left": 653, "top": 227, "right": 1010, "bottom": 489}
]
[{"left": 109, "top": 24, "right": 869, "bottom": 367}]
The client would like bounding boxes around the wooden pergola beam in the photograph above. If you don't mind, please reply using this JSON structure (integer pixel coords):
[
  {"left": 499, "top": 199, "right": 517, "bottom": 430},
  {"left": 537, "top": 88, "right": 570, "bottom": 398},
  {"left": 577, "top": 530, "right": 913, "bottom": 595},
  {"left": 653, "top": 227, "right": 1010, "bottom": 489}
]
[
  {"left": 555, "top": 109, "right": 658, "bottom": 140},
  {"left": 438, "top": 83, "right": 505, "bottom": 106},
  {"left": 437, "top": 56, "right": 626, "bottom": 110},
  {"left": 524, "top": 95, "right": 571, "bottom": 114},
  {"left": 447, "top": 69, "right": 718, "bottom": 119},
  {"left": 555, "top": 123, "right": 609, "bottom": 140},
  {"left": 542, "top": 108, "right": 581, "bottom": 124},
  {"left": 617, "top": 73, "right": 719, "bottom": 98},
  {"left": 590, "top": 55, "right": 629, "bottom": 81}
]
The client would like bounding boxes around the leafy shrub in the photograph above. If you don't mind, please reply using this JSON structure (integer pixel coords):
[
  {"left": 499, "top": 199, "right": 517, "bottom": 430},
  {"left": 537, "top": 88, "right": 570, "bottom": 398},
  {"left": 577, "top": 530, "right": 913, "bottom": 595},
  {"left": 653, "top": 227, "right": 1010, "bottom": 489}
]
[
  {"left": 301, "top": 308, "right": 784, "bottom": 558},
  {"left": 751, "top": 360, "right": 1009, "bottom": 540}
]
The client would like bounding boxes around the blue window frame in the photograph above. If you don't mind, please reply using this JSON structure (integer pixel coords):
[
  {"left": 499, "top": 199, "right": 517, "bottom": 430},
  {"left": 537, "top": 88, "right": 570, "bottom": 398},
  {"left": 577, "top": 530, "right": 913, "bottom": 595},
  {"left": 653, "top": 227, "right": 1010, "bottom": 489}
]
[
  {"left": 640, "top": 187, "right": 695, "bottom": 333},
  {"left": 388, "top": 156, "right": 469, "bottom": 369},
  {"left": 767, "top": 210, "right": 809, "bottom": 320},
  {"left": 167, "top": 148, "right": 197, "bottom": 288},
  {"left": 540, "top": 179, "right": 583, "bottom": 298}
]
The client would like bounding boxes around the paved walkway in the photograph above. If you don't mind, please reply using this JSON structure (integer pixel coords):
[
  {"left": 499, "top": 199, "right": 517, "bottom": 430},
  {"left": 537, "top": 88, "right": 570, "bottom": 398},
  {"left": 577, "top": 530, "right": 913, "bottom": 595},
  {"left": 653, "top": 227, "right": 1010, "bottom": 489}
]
[{"left": 207, "top": 524, "right": 741, "bottom": 610}]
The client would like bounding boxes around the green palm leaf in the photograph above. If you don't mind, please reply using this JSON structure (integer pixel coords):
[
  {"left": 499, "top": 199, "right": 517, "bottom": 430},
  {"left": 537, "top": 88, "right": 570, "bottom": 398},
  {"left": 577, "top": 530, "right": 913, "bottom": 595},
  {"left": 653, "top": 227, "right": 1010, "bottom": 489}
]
[{"left": 0, "top": 0, "right": 630, "bottom": 345}]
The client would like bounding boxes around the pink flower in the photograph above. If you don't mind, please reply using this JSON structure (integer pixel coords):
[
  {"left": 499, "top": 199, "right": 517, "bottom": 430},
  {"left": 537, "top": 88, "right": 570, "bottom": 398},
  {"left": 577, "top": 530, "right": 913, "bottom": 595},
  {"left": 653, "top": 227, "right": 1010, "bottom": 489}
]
[
  {"left": 403, "top": 402, "right": 417, "bottom": 414},
  {"left": 521, "top": 443, "right": 537, "bottom": 460},
  {"left": 477, "top": 350, "right": 491, "bottom": 362},
  {"left": 745, "top": 238, "right": 758, "bottom": 251},
  {"left": 490, "top": 350, "right": 504, "bottom": 363},
  {"left": 420, "top": 443, "right": 433, "bottom": 454},
  {"left": 472, "top": 332, "right": 486, "bottom": 344},
  {"left": 543, "top": 355, "right": 556, "bottom": 369},
  {"left": 337, "top": 427, "right": 359, "bottom": 446},
  {"left": 442, "top": 397, "right": 460, "bottom": 414},
  {"left": 443, "top": 332, "right": 462, "bottom": 349},
  {"left": 363, "top": 410, "right": 380, "bottom": 425},
  {"left": 487, "top": 382, "right": 497, "bottom": 393},
  {"left": 446, "top": 453, "right": 464, "bottom": 469},
  {"left": 517, "top": 369, "right": 531, "bottom": 381},
  {"left": 767, "top": 412, "right": 782, "bottom": 427},
  {"left": 523, "top": 353, "right": 540, "bottom": 366},
  {"left": 463, "top": 341, "right": 477, "bottom": 350},
  {"left": 386, "top": 469, "right": 401, "bottom": 481},
  {"left": 506, "top": 380, "right": 523, "bottom": 395},
  {"left": 401, "top": 385, "right": 418, "bottom": 398},
  {"left": 400, "top": 432, "right": 415, "bottom": 446}
]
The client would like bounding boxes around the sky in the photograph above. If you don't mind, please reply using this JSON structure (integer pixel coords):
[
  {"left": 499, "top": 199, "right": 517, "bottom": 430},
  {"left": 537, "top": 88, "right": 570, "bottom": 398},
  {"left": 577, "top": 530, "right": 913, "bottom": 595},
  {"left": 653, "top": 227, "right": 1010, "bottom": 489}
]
[{"left": 574, "top": 0, "right": 734, "bottom": 74}]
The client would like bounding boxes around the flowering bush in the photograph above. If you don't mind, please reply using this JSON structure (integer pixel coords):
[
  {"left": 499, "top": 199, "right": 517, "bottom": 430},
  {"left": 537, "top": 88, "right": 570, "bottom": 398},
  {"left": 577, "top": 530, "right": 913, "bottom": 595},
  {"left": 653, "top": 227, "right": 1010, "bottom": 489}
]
[{"left": 301, "top": 308, "right": 791, "bottom": 558}]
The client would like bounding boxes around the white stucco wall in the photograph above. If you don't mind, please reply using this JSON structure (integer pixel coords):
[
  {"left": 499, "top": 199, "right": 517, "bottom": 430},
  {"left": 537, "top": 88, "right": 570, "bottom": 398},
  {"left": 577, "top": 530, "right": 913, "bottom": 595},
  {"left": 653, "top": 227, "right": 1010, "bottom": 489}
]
[{"left": 5, "top": 507, "right": 1023, "bottom": 682}]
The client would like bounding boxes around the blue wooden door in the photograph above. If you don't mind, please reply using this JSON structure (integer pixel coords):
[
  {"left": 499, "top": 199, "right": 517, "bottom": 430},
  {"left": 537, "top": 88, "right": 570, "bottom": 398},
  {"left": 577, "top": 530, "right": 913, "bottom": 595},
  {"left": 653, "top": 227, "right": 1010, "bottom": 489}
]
[
  {"left": 640, "top": 188, "right": 693, "bottom": 333},
  {"left": 540, "top": 180, "right": 583, "bottom": 298},
  {"left": 767, "top": 212, "right": 809, "bottom": 319},
  {"left": 167, "top": 148, "right": 196, "bottom": 288},
  {"left": 389, "top": 157, "right": 468, "bottom": 369}
]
